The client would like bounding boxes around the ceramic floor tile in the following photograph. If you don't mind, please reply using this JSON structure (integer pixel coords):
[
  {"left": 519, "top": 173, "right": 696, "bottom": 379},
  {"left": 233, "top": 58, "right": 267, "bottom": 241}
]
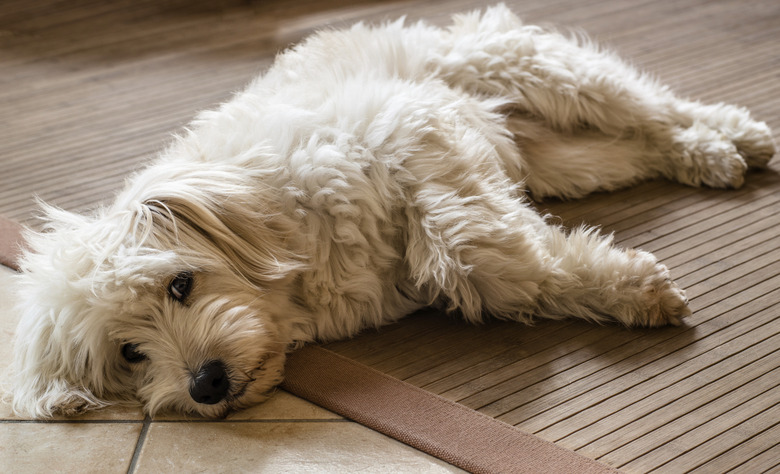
[
  {"left": 136, "top": 421, "right": 463, "bottom": 473},
  {"left": 153, "top": 389, "right": 341, "bottom": 422},
  {"left": 0, "top": 403, "right": 146, "bottom": 422},
  {"left": 1, "top": 422, "right": 142, "bottom": 473},
  {"left": 227, "top": 390, "right": 342, "bottom": 421}
]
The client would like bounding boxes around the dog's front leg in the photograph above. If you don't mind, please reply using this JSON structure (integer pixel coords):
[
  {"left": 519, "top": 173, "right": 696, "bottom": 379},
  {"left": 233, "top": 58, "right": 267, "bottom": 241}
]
[
  {"left": 403, "top": 173, "right": 688, "bottom": 328},
  {"left": 532, "top": 226, "right": 690, "bottom": 327}
]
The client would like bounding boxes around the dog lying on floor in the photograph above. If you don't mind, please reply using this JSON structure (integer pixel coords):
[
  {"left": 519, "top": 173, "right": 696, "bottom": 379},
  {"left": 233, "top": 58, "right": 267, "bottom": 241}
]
[{"left": 10, "top": 4, "right": 775, "bottom": 418}]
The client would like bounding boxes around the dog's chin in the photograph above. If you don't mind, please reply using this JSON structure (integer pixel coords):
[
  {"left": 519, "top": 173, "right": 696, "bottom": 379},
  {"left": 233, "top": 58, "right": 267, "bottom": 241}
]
[
  {"left": 152, "top": 351, "right": 288, "bottom": 419},
  {"left": 182, "top": 391, "right": 275, "bottom": 419}
]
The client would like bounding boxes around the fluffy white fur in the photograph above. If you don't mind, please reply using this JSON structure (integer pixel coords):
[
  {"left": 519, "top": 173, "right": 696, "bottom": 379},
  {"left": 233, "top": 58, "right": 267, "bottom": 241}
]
[{"left": 10, "top": 5, "right": 775, "bottom": 418}]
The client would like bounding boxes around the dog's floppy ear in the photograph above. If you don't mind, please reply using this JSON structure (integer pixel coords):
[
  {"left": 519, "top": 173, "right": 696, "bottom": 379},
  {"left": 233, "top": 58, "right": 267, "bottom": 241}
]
[
  {"left": 10, "top": 299, "right": 110, "bottom": 417},
  {"left": 140, "top": 165, "right": 305, "bottom": 289},
  {"left": 10, "top": 214, "right": 112, "bottom": 418}
]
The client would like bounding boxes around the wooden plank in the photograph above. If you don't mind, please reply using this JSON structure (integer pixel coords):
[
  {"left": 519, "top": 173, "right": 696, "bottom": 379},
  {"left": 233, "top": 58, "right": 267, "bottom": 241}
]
[
  {"left": 612, "top": 183, "right": 780, "bottom": 242},
  {"left": 660, "top": 205, "right": 780, "bottom": 268},
  {"left": 538, "top": 180, "right": 684, "bottom": 227},
  {"left": 637, "top": 393, "right": 780, "bottom": 473},
  {"left": 620, "top": 193, "right": 780, "bottom": 252},
  {"left": 573, "top": 347, "right": 780, "bottom": 457},
  {"left": 508, "top": 283, "right": 780, "bottom": 431},
  {"left": 688, "top": 259, "right": 780, "bottom": 308},
  {"left": 532, "top": 321, "right": 780, "bottom": 445},
  {"left": 673, "top": 225, "right": 780, "bottom": 282},
  {"left": 323, "top": 311, "right": 457, "bottom": 361},
  {"left": 688, "top": 414, "right": 780, "bottom": 474},
  {"left": 403, "top": 321, "right": 573, "bottom": 388},
  {"left": 386, "top": 321, "right": 557, "bottom": 381},
  {"left": 679, "top": 244, "right": 780, "bottom": 295},
  {"left": 621, "top": 384, "right": 780, "bottom": 472},
  {"left": 370, "top": 323, "right": 497, "bottom": 375},
  {"left": 496, "top": 285, "right": 780, "bottom": 428},
  {"left": 455, "top": 325, "right": 645, "bottom": 410},
  {"left": 429, "top": 324, "right": 594, "bottom": 400},
  {"left": 597, "top": 364, "right": 780, "bottom": 467},
  {"left": 728, "top": 442, "right": 780, "bottom": 474}
]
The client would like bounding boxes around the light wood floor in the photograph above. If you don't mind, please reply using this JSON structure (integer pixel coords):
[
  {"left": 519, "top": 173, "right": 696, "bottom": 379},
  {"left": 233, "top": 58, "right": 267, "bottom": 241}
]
[{"left": 2, "top": 0, "right": 778, "bottom": 472}]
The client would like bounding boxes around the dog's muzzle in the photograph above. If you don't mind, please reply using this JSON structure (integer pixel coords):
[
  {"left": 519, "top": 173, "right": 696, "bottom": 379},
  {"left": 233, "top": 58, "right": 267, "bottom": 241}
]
[{"left": 190, "top": 360, "right": 230, "bottom": 405}]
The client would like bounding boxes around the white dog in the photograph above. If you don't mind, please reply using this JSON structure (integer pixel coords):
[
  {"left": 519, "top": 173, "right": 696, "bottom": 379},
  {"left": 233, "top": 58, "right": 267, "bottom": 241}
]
[{"left": 10, "top": 5, "right": 775, "bottom": 419}]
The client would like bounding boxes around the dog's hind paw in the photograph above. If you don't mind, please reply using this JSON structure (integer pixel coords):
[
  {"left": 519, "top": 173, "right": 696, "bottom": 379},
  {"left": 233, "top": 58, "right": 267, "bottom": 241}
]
[
  {"left": 704, "top": 103, "right": 776, "bottom": 168},
  {"left": 669, "top": 123, "right": 748, "bottom": 189},
  {"left": 676, "top": 101, "right": 776, "bottom": 171}
]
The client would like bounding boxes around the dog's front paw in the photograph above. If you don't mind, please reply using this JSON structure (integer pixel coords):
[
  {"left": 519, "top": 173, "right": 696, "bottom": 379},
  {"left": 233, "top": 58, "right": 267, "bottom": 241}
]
[
  {"left": 639, "top": 270, "right": 691, "bottom": 327},
  {"left": 732, "top": 119, "right": 777, "bottom": 169},
  {"left": 616, "top": 251, "right": 691, "bottom": 328},
  {"left": 52, "top": 398, "right": 96, "bottom": 417},
  {"left": 11, "top": 378, "right": 108, "bottom": 419}
]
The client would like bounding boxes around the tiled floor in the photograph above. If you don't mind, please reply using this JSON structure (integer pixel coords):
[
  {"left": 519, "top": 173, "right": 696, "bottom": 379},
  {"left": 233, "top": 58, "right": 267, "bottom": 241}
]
[{"left": 0, "top": 266, "right": 462, "bottom": 473}]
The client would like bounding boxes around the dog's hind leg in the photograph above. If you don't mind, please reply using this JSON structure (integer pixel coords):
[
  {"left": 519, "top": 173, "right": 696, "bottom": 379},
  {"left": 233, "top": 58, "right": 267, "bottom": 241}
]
[
  {"left": 506, "top": 114, "right": 667, "bottom": 200},
  {"left": 434, "top": 5, "right": 775, "bottom": 192}
]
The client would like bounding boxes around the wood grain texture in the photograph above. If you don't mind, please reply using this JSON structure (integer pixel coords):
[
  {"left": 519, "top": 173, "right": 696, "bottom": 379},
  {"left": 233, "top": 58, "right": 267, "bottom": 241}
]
[{"left": 2, "top": 0, "right": 778, "bottom": 472}]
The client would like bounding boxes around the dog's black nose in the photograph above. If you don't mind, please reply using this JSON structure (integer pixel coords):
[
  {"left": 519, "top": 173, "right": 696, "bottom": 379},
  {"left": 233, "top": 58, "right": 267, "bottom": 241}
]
[{"left": 189, "top": 360, "right": 230, "bottom": 405}]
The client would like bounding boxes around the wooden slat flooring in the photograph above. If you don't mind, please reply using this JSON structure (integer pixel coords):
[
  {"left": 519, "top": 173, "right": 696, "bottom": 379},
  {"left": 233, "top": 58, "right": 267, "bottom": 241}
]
[{"left": 2, "top": 0, "right": 778, "bottom": 472}]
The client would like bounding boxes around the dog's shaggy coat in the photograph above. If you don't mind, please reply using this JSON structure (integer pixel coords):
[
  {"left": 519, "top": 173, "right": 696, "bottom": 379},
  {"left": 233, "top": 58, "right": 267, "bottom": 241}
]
[{"left": 10, "top": 5, "right": 775, "bottom": 418}]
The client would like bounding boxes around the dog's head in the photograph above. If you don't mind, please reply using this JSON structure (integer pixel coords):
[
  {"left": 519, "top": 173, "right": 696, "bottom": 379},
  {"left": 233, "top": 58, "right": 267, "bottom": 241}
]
[{"left": 11, "top": 158, "right": 307, "bottom": 418}]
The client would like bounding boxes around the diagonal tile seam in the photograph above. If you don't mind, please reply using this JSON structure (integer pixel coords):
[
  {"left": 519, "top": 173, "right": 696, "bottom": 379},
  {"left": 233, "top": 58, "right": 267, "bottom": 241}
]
[
  {"left": 122, "top": 415, "right": 351, "bottom": 474},
  {"left": 126, "top": 415, "right": 151, "bottom": 474}
]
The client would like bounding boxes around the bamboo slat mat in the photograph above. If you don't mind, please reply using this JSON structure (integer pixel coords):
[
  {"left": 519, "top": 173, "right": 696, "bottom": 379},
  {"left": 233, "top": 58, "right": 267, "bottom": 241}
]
[{"left": 2, "top": 1, "right": 779, "bottom": 472}]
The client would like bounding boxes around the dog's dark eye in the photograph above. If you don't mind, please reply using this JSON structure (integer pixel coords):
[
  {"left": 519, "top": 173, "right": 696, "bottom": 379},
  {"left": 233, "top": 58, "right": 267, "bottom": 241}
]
[
  {"left": 121, "top": 343, "right": 147, "bottom": 363},
  {"left": 169, "top": 272, "right": 193, "bottom": 302}
]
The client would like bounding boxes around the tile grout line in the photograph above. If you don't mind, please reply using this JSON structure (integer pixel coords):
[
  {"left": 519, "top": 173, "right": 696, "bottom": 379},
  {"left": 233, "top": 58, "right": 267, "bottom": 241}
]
[
  {"left": 121, "top": 416, "right": 347, "bottom": 473},
  {"left": 126, "top": 415, "right": 151, "bottom": 474},
  {"left": 0, "top": 419, "right": 143, "bottom": 424},
  {"left": 0, "top": 417, "right": 350, "bottom": 424}
]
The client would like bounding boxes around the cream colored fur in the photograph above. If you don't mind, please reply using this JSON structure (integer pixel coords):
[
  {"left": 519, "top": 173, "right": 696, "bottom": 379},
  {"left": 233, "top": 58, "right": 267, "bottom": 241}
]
[{"left": 9, "top": 5, "right": 775, "bottom": 418}]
